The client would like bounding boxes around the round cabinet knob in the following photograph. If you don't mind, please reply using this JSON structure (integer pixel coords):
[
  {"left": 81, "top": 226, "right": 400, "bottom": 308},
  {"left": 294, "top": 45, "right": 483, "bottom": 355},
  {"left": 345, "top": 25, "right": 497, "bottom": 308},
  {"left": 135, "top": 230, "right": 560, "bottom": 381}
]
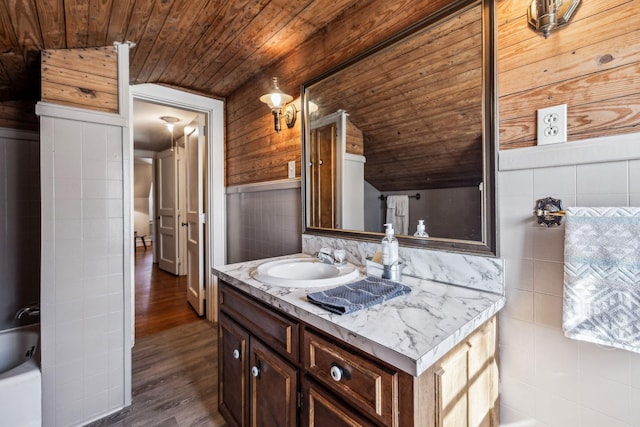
[
  {"left": 330, "top": 365, "right": 343, "bottom": 382},
  {"left": 251, "top": 366, "right": 260, "bottom": 377},
  {"left": 232, "top": 349, "right": 240, "bottom": 359}
]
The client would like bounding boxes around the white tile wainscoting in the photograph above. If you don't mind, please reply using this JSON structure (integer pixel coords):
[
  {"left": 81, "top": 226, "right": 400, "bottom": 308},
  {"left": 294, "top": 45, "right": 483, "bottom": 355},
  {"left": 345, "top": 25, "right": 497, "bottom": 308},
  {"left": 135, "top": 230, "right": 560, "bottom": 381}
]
[{"left": 498, "top": 133, "right": 640, "bottom": 427}]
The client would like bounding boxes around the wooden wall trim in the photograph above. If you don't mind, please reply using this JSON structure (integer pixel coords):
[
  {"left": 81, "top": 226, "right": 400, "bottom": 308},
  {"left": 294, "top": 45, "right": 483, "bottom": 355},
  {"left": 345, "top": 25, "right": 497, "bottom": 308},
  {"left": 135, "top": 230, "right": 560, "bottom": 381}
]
[
  {"left": 0, "top": 127, "right": 38, "bottom": 140},
  {"left": 226, "top": 178, "right": 301, "bottom": 194},
  {"left": 35, "top": 101, "right": 127, "bottom": 127},
  {"left": 499, "top": 131, "right": 640, "bottom": 171}
]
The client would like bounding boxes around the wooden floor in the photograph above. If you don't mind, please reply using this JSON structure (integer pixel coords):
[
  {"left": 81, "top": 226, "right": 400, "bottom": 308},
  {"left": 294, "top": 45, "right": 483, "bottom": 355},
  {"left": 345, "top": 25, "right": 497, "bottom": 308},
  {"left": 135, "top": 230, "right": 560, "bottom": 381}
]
[
  {"left": 89, "top": 247, "right": 226, "bottom": 426},
  {"left": 134, "top": 246, "right": 201, "bottom": 338}
]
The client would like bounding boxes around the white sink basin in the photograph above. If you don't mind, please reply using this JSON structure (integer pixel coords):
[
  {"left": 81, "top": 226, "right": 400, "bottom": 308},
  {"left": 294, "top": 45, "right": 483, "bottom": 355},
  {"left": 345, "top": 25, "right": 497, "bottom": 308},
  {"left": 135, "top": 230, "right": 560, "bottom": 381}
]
[{"left": 252, "top": 258, "right": 359, "bottom": 288}]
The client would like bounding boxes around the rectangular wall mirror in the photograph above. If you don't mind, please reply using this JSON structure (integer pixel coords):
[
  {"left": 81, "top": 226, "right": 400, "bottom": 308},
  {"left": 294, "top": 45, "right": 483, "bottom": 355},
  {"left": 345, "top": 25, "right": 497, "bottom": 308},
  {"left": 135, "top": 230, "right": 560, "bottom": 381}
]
[{"left": 302, "top": 0, "right": 497, "bottom": 256}]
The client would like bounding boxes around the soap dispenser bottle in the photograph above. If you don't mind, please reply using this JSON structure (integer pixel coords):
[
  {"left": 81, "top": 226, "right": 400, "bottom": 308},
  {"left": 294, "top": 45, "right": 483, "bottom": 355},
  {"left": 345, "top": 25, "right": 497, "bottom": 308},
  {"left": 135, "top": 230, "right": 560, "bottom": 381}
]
[
  {"left": 382, "top": 223, "right": 399, "bottom": 280},
  {"left": 414, "top": 219, "right": 429, "bottom": 237}
]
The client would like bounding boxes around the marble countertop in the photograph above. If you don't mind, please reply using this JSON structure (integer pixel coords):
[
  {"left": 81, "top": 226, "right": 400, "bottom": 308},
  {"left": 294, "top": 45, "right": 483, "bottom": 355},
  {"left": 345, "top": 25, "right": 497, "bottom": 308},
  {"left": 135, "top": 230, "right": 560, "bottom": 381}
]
[{"left": 213, "top": 253, "right": 505, "bottom": 376}]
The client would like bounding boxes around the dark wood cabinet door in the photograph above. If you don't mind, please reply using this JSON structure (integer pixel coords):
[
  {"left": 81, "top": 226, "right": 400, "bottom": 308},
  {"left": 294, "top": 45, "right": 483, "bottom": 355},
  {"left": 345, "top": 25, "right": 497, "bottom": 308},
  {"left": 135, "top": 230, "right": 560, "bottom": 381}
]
[
  {"left": 219, "top": 313, "right": 249, "bottom": 427},
  {"left": 250, "top": 338, "right": 298, "bottom": 427},
  {"left": 302, "top": 379, "right": 374, "bottom": 427}
]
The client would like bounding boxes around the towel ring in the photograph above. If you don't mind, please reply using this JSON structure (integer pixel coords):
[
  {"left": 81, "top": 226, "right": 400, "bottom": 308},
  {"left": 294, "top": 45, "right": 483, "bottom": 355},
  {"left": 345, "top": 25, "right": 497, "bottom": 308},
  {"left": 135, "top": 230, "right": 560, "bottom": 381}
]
[{"left": 534, "top": 197, "right": 565, "bottom": 226}]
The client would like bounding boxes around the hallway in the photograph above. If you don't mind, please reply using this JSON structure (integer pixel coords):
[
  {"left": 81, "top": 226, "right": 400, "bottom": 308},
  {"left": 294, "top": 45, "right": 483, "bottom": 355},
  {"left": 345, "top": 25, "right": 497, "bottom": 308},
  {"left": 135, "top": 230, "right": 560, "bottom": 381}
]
[{"left": 134, "top": 246, "right": 201, "bottom": 338}]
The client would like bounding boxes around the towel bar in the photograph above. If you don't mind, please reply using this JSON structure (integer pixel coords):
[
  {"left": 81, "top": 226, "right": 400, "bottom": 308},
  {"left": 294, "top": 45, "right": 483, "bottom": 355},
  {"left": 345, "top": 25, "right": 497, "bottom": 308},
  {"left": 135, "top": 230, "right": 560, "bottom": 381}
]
[
  {"left": 379, "top": 193, "right": 420, "bottom": 201},
  {"left": 534, "top": 197, "right": 565, "bottom": 226}
]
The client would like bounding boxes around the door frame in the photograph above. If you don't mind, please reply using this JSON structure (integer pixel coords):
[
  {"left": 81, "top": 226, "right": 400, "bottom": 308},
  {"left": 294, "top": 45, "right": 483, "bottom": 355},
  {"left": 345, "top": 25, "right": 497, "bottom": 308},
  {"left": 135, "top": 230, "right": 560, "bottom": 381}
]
[{"left": 127, "top": 84, "right": 226, "bottom": 336}]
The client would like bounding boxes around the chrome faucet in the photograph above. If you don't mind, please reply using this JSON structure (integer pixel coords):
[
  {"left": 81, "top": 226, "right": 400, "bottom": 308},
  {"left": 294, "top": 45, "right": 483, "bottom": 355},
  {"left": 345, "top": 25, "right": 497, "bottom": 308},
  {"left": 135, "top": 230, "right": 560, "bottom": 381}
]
[
  {"left": 315, "top": 248, "right": 346, "bottom": 265},
  {"left": 315, "top": 251, "right": 336, "bottom": 264},
  {"left": 16, "top": 303, "right": 40, "bottom": 320}
]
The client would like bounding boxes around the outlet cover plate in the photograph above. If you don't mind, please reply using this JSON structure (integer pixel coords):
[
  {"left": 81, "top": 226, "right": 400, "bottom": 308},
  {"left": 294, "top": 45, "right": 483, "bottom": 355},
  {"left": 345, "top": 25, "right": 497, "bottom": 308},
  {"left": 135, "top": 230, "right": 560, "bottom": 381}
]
[
  {"left": 288, "top": 160, "right": 296, "bottom": 179},
  {"left": 537, "top": 104, "right": 567, "bottom": 145}
]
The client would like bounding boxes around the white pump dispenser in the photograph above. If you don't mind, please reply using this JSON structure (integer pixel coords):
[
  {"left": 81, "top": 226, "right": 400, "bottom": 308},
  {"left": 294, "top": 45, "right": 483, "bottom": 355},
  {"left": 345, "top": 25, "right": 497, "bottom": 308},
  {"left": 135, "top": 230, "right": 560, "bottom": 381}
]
[
  {"left": 414, "top": 219, "right": 428, "bottom": 237},
  {"left": 382, "top": 223, "right": 399, "bottom": 279}
]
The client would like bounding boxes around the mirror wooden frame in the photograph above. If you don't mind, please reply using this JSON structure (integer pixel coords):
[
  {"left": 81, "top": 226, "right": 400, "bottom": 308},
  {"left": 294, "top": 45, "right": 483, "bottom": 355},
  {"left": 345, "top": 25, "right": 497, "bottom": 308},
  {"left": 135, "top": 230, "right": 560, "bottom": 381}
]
[{"left": 301, "top": 0, "right": 497, "bottom": 257}]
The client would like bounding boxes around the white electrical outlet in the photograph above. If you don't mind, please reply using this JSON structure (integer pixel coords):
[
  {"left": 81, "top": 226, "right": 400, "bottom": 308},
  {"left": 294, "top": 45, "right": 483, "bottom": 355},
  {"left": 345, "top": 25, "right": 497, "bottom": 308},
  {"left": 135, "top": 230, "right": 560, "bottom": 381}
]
[
  {"left": 288, "top": 160, "right": 296, "bottom": 179},
  {"left": 537, "top": 104, "right": 567, "bottom": 145}
]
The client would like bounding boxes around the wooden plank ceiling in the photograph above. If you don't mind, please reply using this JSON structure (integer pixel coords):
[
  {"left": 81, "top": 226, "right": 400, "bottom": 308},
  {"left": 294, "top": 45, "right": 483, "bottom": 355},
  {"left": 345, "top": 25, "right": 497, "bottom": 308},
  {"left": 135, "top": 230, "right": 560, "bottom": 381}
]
[
  {"left": 0, "top": 0, "right": 484, "bottom": 191},
  {"left": 0, "top": 0, "right": 357, "bottom": 102},
  {"left": 310, "top": 3, "right": 484, "bottom": 190}
]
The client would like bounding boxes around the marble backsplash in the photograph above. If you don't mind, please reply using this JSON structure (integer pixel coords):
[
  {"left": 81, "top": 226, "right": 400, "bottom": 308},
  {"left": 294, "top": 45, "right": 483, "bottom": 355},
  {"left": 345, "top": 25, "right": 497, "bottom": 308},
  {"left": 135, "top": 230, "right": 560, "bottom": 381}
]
[{"left": 302, "top": 234, "right": 505, "bottom": 295}]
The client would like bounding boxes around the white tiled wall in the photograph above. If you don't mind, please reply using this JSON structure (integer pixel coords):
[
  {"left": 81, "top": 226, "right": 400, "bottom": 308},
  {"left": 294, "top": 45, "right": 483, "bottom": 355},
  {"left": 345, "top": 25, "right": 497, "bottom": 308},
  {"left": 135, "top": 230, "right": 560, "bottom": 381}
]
[
  {"left": 499, "top": 148, "right": 640, "bottom": 426},
  {"left": 226, "top": 186, "right": 302, "bottom": 263},
  {"left": 40, "top": 114, "right": 126, "bottom": 426}
]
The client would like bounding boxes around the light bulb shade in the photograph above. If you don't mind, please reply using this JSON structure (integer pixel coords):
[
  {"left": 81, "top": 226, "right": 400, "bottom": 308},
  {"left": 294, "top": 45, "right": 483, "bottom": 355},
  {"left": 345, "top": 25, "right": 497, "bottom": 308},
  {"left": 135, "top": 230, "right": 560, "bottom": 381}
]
[
  {"left": 260, "top": 77, "right": 293, "bottom": 110},
  {"left": 160, "top": 116, "right": 180, "bottom": 131}
]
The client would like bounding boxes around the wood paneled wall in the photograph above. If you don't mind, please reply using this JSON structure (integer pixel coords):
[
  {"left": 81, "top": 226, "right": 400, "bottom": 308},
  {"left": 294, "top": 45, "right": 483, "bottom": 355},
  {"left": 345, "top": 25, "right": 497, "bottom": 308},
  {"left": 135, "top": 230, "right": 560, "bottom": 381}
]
[
  {"left": 1, "top": 47, "right": 118, "bottom": 131},
  {"left": 225, "top": 0, "right": 454, "bottom": 187},
  {"left": 346, "top": 118, "right": 364, "bottom": 156},
  {"left": 498, "top": 0, "right": 640, "bottom": 149},
  {"left": 227, "top": 0, "right": 640, "bottom": 186},
  {"left": 0, "top": 100, "right": 38, "bottom": 131},
  {"left": 41, "top": 46, "right": 119, "bottom": 113}
]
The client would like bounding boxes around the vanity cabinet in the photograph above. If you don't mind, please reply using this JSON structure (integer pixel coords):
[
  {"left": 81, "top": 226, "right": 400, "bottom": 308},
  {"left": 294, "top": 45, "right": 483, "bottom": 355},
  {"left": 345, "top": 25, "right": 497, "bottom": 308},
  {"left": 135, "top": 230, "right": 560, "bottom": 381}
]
[
  {"left": 218, "top": 281, "right": 498, "bottom": 427},
  {"left": 301, "top": 318, "right": 497, "bottom": 427},
  {"left": 302, "top": 379, "right": 375, "bottom": 427},
  {"left": 434, "top": 318, "right": 498, "bottom": 427},
  {"left": 302, "top": 328, "right": 399, "bottom": 426},
  {"left": 219, "top": 285, "right": 299, "bottom": 427}
]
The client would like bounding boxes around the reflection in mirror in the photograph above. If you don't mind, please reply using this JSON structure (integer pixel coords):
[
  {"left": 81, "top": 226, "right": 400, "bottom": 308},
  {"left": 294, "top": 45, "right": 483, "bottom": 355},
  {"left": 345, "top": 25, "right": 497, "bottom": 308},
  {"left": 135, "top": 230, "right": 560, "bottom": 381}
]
[{"left": 302, "top": 0, "right": 496, "bottom": 255}]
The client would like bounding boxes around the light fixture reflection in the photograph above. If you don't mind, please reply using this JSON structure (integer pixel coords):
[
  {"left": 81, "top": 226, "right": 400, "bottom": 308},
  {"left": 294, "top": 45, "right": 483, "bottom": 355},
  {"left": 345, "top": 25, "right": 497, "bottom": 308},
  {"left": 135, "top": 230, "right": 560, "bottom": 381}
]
[{"left": 283, "top": 98, "right": 319, "bottom": 129}]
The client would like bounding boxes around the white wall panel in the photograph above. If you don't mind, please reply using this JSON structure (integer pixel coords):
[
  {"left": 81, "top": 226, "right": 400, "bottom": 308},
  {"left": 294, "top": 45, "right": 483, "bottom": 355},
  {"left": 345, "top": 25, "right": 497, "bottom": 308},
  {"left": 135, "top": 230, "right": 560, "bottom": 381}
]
[
  {"left": 498, "top": 133, "right": 640, "bottom": 427},
  {"left": 39, "top": 106, "right": 127, "bottom": 427}
]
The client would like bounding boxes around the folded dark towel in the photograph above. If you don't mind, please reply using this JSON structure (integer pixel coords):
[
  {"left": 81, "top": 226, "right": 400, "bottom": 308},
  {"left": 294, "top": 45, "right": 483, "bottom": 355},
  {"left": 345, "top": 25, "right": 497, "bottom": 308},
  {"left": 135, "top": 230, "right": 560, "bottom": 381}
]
[{"left": 307, "top": 276, "right": 411, "bottom": 315}]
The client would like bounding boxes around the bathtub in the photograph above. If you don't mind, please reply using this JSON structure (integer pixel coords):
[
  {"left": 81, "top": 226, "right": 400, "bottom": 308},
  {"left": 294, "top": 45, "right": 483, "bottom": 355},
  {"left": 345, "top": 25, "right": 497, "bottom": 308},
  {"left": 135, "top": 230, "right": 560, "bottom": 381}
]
[{"left": 0, "top": 324, "right": 41, "bottom": 427}]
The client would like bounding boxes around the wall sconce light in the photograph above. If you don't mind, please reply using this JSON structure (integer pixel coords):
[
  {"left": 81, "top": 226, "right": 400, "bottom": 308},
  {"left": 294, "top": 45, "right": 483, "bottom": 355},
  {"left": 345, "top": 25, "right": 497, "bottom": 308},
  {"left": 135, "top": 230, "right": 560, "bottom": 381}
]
[
  {"left": 160, "top": 116, "right": 180, "bottom": 151},
  {"left": 282, "top": 99, "right": 320, "bottom": 129},
  {"left": 283, "top": 104, "right": 298, "bottom": 129},
  {"left": 260, "top": 77, "right": 293, "bottom": 133},
  {"left": 528, "top": 0, "right": 581, "bottom": 38}
]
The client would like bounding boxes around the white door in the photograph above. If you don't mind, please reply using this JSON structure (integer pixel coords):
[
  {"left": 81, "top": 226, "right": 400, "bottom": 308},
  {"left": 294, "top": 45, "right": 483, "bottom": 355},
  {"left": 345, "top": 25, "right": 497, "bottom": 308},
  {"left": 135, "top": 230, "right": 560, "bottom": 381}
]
[
  {"left": 157, "top": 148, "right": 180, "bottom": 275},
  {"left": 185, "top": 115, "right": 206, "bottom": 315}
]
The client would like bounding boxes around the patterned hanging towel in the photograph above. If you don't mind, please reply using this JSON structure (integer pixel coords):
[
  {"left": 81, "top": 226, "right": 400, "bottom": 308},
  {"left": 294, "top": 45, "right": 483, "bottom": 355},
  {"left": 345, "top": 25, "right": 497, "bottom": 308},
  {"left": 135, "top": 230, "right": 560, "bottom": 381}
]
[
  {"left": 307, "top": 276, "right": 411, "bottom": 315},
  {"left": 563, "top": 207, "right": 640, "bottom": 353}
]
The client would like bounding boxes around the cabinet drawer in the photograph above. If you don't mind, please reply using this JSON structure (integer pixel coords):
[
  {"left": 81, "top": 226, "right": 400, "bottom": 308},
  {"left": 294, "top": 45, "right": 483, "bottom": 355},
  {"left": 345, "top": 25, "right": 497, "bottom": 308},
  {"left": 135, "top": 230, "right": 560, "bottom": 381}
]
[
  {"left": 303, "top": 328, "right": 398, "bottom": 426},
  {"left": 302, "top": 377, "right": 375, "bottom": 427},
  {"left": 220, "top": 283, "right": 299, "bottom": 362}
]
